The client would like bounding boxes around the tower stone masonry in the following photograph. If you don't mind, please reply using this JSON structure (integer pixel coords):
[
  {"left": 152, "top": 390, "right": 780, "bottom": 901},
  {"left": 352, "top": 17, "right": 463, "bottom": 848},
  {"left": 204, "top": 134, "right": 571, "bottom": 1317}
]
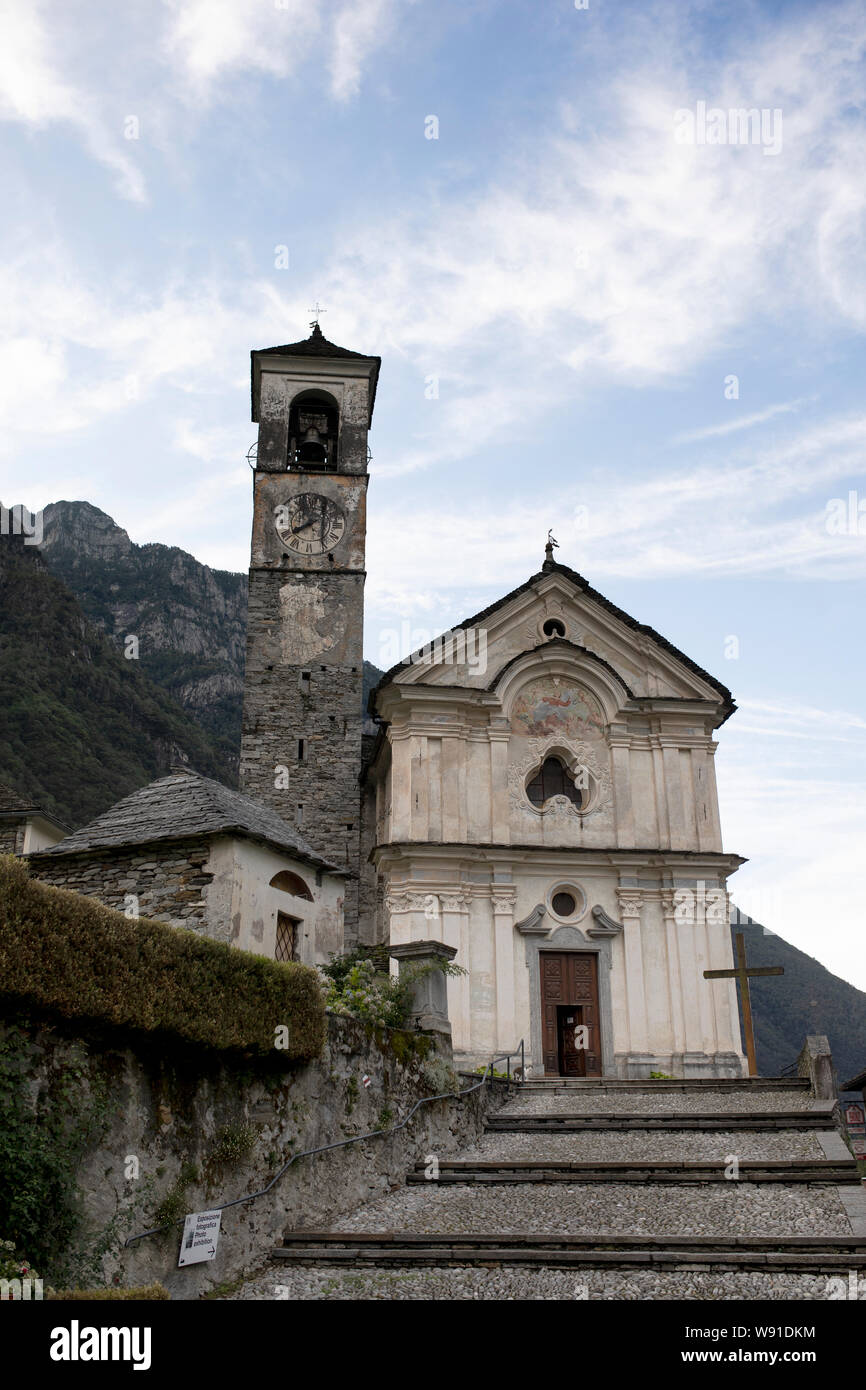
[{"left": 239, "top": 325, "right": 380, "bottom": 940}]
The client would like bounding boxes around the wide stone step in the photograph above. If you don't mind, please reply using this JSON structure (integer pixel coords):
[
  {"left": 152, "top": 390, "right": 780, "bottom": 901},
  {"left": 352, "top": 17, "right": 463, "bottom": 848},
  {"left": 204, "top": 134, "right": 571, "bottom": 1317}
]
[
  {"left": 461, "top": 1129, "right": 828, "bottom": 1162},
  {"left": 518, "top": 1078, "right": 810, "bottom": 1093},
  {"left": 273, "top": 1231, "right": 866, "bottom": 1272},
  {"left": 487, "top": 1111, "right": 838, "bottom": 1132},
  {"left": 405, "top": 1159, "right": 860, "bottom": 1185},
  {"left": 499, "top": 1091, "right": 821, "bottom": 1114}
]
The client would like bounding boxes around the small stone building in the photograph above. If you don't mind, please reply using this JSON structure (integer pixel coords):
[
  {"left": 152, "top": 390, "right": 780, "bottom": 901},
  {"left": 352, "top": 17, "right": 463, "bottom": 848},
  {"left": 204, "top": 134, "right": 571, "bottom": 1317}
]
[
  {"left": 29, "top": 771, "right": 346, "bottom": 967},
  {"left": 0, "top": 782, "right": 69, "bottom": 856}
]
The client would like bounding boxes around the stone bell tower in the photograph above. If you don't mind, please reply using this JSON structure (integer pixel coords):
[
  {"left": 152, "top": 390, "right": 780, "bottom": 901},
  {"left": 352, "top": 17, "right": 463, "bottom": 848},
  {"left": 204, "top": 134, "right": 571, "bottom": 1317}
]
[{"left": 240, "top": 322, "right": 380, "bottom": 939}]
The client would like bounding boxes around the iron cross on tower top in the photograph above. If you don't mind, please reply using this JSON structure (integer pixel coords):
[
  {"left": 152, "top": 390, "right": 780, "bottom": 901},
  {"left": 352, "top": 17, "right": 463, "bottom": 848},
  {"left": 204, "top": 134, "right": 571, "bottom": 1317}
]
[{"left": 308, "top": 302, "right": 327, "bottom": 328}]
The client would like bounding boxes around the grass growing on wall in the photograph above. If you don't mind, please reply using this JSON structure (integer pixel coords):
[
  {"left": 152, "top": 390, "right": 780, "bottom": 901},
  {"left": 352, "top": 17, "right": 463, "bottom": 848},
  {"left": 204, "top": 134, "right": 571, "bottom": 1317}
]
[{"left": 0, "top": 856, "right": 326, "bottom": 1061}]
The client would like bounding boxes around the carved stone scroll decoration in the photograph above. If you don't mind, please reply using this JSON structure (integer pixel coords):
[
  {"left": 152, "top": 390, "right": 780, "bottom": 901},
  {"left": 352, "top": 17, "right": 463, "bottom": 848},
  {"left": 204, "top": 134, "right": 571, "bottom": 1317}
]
[
  {"left": 587, "top": 904, "right": 624, "bottom": 938},
  {"left": 515, "top": 903, "right": 550, "bottom": 935}
]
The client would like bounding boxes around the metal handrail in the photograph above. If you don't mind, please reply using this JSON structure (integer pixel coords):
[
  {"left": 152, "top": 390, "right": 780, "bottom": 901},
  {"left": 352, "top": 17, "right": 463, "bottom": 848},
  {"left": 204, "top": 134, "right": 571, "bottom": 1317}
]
[{"left": 124, "top": 1039, "right": 525, "bottom": 1248}]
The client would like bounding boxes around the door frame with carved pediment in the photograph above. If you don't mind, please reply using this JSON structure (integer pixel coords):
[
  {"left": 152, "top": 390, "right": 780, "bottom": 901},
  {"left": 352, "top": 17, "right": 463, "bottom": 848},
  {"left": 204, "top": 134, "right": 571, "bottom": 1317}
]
[
  {"left": 539, "top": 950, "right": 602, "bottom": 1076},
  {"left": 522, "top": 921, "right": 619, "bottom": 1078}
]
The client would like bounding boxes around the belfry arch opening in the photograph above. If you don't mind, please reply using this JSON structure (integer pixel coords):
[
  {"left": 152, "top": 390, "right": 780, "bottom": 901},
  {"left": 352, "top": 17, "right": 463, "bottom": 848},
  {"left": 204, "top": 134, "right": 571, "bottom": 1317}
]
[{"left": 288, "top": 389, "right": 340, "bottom": 471}]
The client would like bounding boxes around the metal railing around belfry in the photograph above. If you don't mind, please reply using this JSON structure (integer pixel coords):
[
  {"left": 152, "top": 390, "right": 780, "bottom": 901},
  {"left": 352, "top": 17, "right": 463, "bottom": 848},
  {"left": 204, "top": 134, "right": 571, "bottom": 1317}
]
[{"left": 124, "top": 1040, "right": 525, "bottom": 1249}]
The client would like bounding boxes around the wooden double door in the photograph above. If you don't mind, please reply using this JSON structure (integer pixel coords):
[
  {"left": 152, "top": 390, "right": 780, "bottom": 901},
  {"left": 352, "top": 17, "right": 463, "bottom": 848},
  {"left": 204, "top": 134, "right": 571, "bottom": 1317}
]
[{"left": 540, "top": 951, "right": 602, "bottom": 1077}]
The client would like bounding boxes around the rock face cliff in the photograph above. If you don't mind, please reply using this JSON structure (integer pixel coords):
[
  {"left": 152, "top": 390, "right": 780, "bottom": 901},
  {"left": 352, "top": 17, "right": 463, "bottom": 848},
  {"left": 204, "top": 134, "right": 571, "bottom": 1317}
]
[
  {"left": 38, "top": 502, "right": 384, "bottom": 759},
  {"left": 0, "top": 530, "right": 237, "bottom": 827},
  {"left": 39, "top": 502, "right": 247, "bottom": 765}
]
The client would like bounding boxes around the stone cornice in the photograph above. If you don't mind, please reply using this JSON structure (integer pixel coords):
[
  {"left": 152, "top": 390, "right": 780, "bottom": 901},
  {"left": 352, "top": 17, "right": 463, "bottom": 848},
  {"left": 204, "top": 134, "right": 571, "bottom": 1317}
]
[{"left": 372, "top": 842, "right": 746, "bottom": 871}]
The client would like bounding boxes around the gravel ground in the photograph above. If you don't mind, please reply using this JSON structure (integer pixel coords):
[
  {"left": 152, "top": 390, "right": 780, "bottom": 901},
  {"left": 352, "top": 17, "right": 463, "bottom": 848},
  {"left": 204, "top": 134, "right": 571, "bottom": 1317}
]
[
  {"left": 330, "top": 1182, "right": 851, "bottom": 1237},
  {"left": 457, "top": 1130, "right": 826, "bottom": 1163},
  {"left": 498, "top": 1091, "right": 819, "bottom": 1115},
  {"left": 222, "top": 1265, "right": 848, "bottom": 1301}
]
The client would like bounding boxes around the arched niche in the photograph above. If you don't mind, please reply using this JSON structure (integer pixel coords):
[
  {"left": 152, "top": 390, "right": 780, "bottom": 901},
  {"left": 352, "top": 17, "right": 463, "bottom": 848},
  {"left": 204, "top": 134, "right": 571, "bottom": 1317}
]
[{"left": 270, "top": 869, "right": 313, "bottom": 901}]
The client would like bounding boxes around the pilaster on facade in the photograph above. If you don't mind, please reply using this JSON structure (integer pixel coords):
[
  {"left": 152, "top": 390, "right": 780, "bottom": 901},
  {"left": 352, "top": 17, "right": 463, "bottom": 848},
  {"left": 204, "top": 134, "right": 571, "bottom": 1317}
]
[
  {"left": 615, "top": 887, "right": 648, "bottom": 1052},
  {"left": 660, "top": 888, "right": 687, "bottom": 1054},
  {"left": 490, "top": 884, "right": 518, "bottom": 1048}
]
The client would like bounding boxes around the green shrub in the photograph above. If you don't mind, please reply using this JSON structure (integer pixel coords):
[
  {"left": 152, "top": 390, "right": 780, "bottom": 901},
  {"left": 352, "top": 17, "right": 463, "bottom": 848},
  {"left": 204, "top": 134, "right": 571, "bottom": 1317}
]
[
  {"left": 321, "top": 949, "right": 465, "bottom": 1032},
  {"left": 320, "top": 955, "right": 413, "bottom": 1030},
  {"left": 0, "top": 857, "right": 325, "bottom": 1061}
]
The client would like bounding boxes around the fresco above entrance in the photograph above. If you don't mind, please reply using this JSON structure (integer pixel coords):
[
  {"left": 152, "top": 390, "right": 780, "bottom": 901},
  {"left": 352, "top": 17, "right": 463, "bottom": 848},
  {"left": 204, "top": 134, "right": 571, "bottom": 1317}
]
[{"left": 510, "top": 678, "right": 605, "bottom": 740}]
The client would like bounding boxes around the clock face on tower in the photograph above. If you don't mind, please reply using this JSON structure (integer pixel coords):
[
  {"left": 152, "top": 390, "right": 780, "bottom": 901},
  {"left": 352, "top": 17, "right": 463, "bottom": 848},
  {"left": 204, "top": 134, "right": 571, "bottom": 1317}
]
[{"left": 275, "top": 493, "right": 346, "bottom": 556}]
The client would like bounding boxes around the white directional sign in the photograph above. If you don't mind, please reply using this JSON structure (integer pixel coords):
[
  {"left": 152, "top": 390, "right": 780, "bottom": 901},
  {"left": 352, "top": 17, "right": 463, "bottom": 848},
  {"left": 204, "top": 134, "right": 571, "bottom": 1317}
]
[{"left": 178, "top": 1210, "right": 222, "bottom": 1267}]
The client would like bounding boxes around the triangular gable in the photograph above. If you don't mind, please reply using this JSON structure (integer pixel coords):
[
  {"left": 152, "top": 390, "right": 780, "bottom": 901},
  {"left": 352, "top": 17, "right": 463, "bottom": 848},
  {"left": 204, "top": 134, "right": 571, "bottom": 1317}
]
[{"left": 372, "top": 561, "right": 735, "bottom": 721}]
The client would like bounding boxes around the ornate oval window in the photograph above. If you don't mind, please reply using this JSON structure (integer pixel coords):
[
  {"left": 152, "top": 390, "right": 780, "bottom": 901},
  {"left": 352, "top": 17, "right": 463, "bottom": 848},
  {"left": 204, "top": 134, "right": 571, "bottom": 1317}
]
[{"left": 525, "top": 755, "right": 592, "bottom": 812}]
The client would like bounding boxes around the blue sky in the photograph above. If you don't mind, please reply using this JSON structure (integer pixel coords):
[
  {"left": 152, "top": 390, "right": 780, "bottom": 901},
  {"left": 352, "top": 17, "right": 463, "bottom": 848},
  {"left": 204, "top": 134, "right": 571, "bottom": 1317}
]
[{"left": 1, "top": 0, "right": 865, "bottom": 988}]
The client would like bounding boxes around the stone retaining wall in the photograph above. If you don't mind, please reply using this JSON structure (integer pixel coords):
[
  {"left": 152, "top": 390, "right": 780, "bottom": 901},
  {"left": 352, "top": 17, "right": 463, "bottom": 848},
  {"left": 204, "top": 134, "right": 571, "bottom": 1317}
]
[{"left": 2, "top": 1010, "right": 504, "bottom": 1299}]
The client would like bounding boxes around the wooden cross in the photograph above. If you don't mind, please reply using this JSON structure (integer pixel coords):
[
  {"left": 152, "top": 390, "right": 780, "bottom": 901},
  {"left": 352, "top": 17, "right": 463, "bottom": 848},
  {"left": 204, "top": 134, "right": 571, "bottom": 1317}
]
[{"left": 704, "top": 931, "right": 784, "bottom": 1077}]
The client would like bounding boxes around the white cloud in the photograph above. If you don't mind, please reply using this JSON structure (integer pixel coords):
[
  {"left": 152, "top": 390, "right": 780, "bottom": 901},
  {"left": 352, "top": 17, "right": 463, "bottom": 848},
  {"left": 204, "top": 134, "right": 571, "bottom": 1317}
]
[
  {"left": 718, "top": 698, "right": 866, "bottom": 989},
  {"left": 363, "top": 409, "right": 866, "bottom": 603},
  {"left": 671, "top": 400, "right": 810, "bottom": 446},
  {"left": 0, "top": 0, "right": 146, "bottom": 201},
  {"left": 329, "top": 0, "right": 401, "bottom": 102},
  {"left": 295, "top": 4, "right": 866, "bottom": 480},
  {"left": 158, "top": 0, "right": 402, "bottom": 105}
]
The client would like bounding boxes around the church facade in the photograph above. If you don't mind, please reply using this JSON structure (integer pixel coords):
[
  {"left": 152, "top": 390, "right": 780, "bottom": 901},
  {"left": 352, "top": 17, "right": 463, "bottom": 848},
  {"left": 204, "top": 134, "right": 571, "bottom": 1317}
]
[{"left": 240, "top": 325, "right": 748, "bottom": 1079}]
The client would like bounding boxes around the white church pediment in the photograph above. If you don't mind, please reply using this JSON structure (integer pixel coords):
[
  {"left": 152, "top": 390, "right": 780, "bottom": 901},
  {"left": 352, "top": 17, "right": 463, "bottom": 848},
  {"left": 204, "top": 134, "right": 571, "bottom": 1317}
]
[{"left": 383, "top": 567, "right": 732, "bottom": 723}]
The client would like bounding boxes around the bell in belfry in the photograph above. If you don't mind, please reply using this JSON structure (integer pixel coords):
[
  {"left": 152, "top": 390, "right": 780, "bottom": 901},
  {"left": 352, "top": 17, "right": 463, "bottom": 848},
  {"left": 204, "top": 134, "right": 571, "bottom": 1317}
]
[{"left": 297, "top": 411, "right": 329, "bottom": 466}]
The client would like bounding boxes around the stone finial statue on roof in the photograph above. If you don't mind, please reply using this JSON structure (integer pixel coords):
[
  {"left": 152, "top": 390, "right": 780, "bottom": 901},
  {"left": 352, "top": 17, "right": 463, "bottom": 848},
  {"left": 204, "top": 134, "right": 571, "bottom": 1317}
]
[{"left": 543, "top": 529, "right": 560, "bottom": 571}]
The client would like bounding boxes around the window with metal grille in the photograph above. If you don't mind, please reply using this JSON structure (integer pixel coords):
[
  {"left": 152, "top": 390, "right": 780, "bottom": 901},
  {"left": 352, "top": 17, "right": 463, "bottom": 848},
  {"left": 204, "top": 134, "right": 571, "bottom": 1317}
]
[
  {"left": 526, "top": 756, "right": 583, "bottom": 809},
  {"left": 275, "top": 912, "right": 300, "bottom": 963}
]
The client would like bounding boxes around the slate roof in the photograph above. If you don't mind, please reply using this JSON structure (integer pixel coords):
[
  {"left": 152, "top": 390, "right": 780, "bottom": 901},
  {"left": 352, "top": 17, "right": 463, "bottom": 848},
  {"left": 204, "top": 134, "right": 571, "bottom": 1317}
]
[
  {"left": 255, "top": 323, "right": 374, "bottom": 361},
  {"left": 0, "top": 782, "right": 40, "bottom": 816},
  {"left": 370, "top": 560, "right": 736, "bottom": 724},
  {"left": 250, "top": 323, "right": 381, "bottom": 421},
  {"left": 30, "top": 772, "right": 344, "bottom": 874},
  {"left": 0, "top": 781, "right": 70, "bottom": 830}
]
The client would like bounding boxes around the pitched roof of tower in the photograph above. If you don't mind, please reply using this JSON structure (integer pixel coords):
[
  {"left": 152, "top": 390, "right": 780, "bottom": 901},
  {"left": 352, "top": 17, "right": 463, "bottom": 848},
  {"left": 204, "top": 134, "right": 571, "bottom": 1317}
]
[
  {"left": 251, "top": 322, "right": 381, "bottom": 420},
  {"left": 30, "top": 771, "right": 344, "bottom": 873},
  {"left": 370, "top": 559, "right": 736, "bottom": 722},
  {"left": 255, "top": 322, "right": 374, "bottom": 361}
]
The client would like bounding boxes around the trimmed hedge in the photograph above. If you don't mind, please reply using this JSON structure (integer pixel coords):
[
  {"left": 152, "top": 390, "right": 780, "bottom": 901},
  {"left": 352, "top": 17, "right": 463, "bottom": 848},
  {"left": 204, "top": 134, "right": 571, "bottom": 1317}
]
[
  {"left": 0, "top": 857, "right": 325, "bottom": 1061},
  {"left": 47, "top": 1283, "right": 170, "bottom": 1301}
]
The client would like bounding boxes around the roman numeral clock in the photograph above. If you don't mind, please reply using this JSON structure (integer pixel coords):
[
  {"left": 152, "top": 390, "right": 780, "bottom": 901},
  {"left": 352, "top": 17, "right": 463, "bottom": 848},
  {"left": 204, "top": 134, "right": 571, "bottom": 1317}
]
[{"left": 276, "top": 493, "right": 346, "bottom": 556}]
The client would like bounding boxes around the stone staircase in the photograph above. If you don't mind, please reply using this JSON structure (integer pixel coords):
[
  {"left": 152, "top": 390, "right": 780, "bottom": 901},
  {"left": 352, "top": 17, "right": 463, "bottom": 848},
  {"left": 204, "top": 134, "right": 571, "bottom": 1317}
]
[{"left": 262, "top": 1076, "right": 866, "bottom": 1300}]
